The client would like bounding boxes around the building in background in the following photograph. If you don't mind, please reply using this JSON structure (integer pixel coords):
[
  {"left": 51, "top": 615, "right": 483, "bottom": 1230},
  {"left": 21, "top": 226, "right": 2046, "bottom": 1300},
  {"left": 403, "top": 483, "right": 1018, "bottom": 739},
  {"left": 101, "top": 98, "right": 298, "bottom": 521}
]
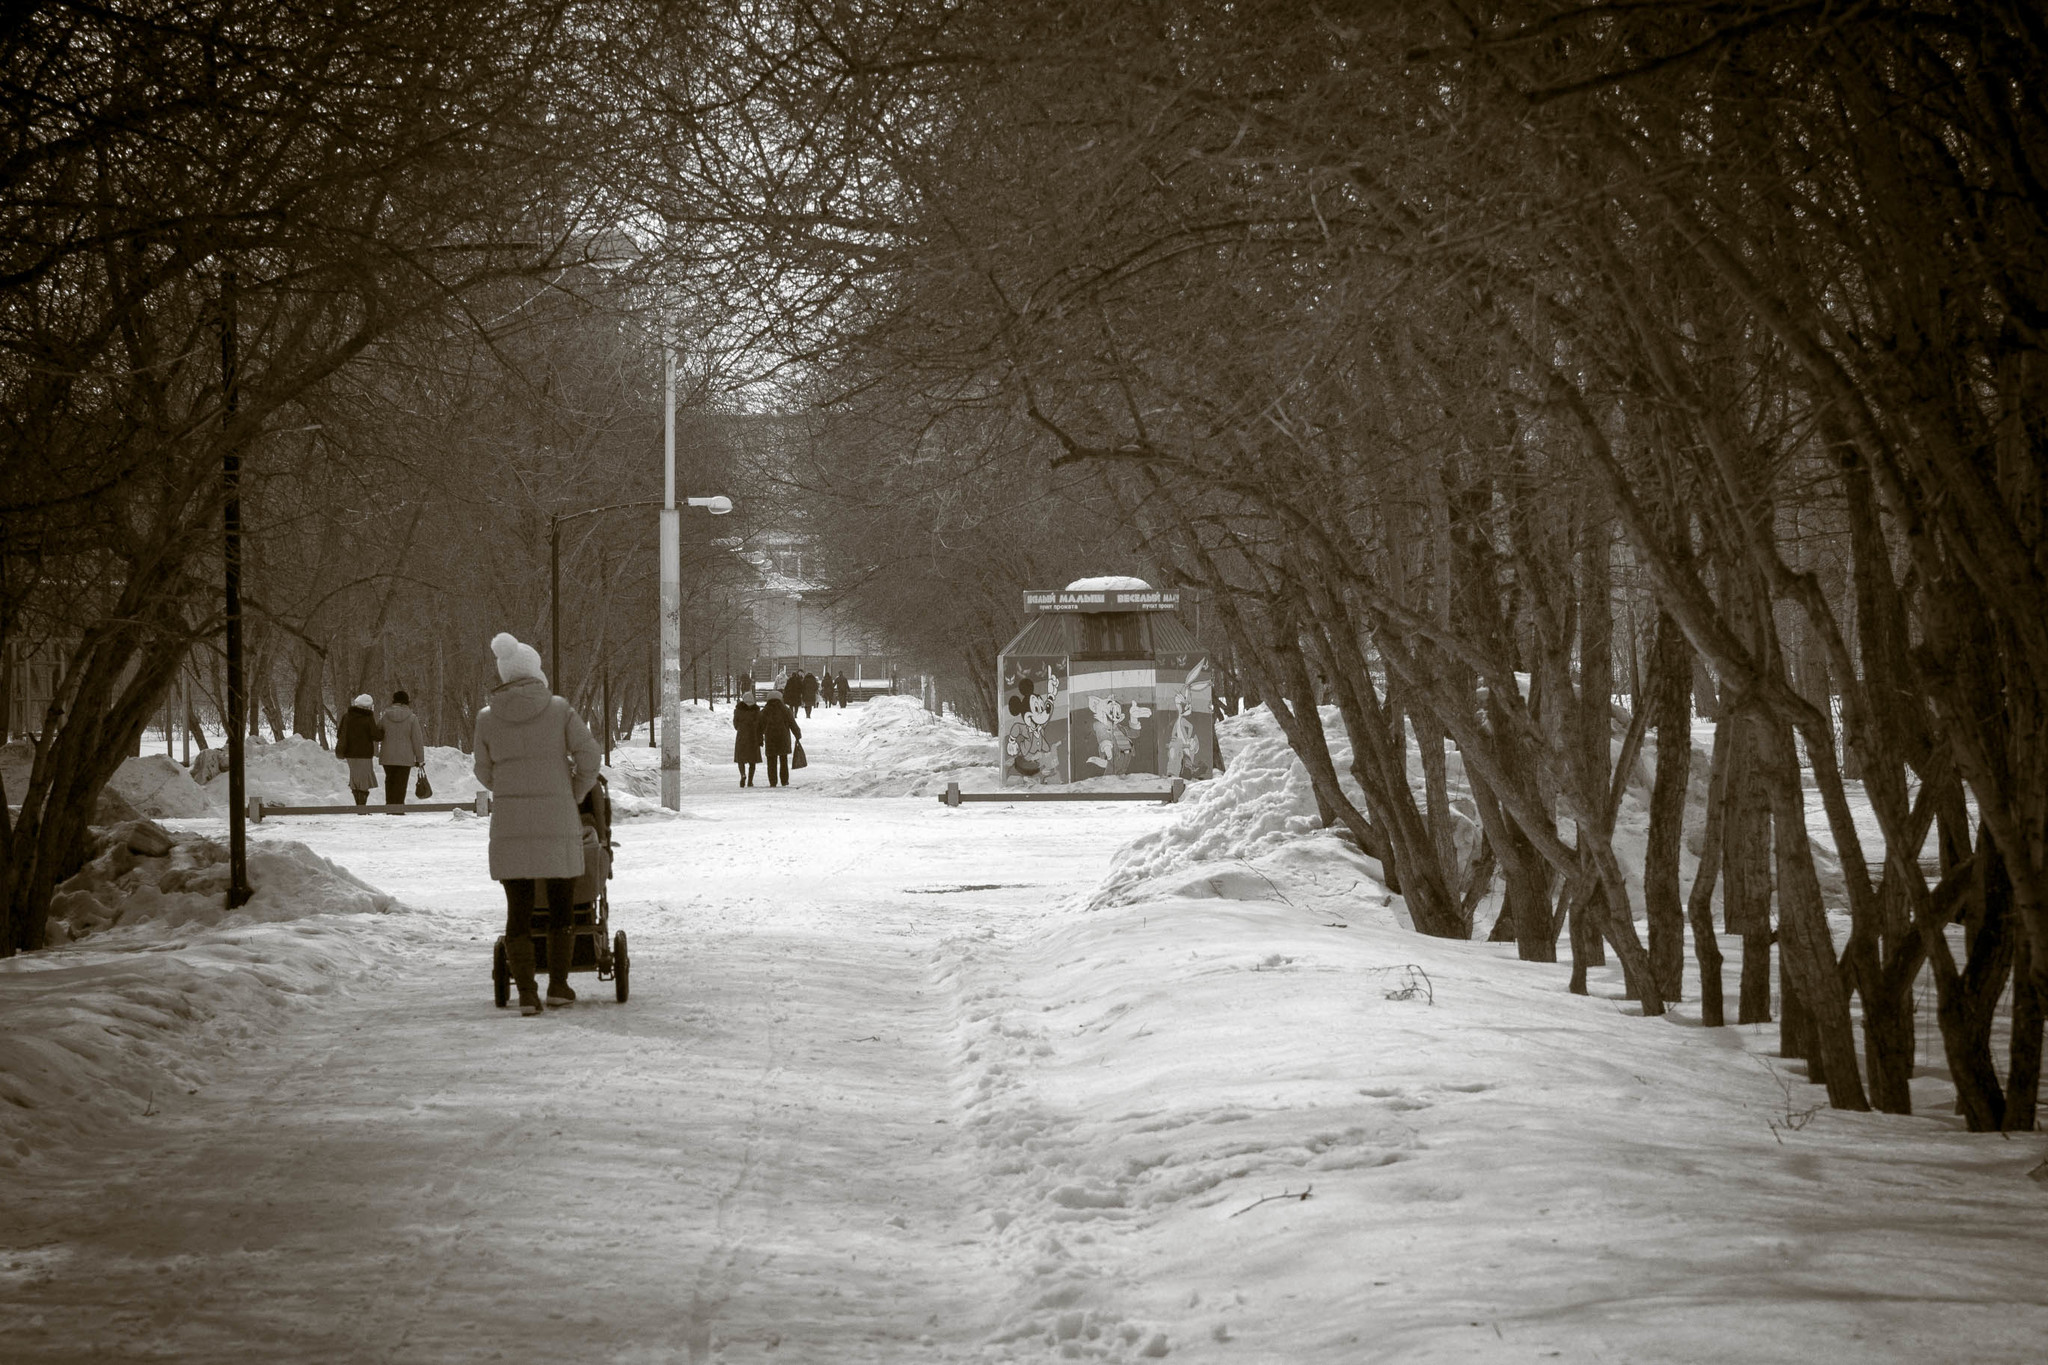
[{"left": 735, "top": 533, "right": 899, "bottom": 696}]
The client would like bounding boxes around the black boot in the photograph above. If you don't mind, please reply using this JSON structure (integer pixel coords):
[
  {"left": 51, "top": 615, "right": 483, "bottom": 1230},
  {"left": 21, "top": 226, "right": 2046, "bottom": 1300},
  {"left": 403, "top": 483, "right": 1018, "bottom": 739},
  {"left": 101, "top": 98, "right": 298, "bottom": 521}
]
[
  {"left": 546, "top": 927, "right": 576, "bottom": 1007},
  {"left": 507, "top": 933, "right": 542, "bottom": 1015}
]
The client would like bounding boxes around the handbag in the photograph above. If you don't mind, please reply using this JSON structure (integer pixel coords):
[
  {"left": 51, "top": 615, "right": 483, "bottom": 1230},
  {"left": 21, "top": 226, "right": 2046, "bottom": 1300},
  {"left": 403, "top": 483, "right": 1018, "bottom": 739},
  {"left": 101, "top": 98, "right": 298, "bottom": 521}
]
[
  {"left": 415, "top": 772, "right": 433, "bottom": 799},
  {"left": 790, "top": 740, "right": 808, "bottom": 770}
]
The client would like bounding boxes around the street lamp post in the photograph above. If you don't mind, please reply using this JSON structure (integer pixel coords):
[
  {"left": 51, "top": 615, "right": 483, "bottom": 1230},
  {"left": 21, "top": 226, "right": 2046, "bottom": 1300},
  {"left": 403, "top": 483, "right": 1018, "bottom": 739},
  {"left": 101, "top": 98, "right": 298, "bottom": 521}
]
[{"left": 658, "top": 335, "right": 732, "bottom": 808}]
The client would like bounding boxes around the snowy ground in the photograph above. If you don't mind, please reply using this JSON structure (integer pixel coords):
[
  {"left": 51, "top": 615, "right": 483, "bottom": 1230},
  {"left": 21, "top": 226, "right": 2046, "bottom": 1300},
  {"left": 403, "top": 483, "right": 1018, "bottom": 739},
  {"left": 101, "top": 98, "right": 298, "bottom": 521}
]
[{"left": 1, "top": 698, "right": 2043, "bottom": 1362}]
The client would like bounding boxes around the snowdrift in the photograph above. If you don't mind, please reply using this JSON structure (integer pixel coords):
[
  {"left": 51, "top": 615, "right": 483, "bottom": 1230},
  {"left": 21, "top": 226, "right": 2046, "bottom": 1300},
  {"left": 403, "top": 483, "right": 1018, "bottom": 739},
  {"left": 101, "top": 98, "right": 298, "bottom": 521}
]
[
  {"left": 805, "top": 695, "right": 1000, "bottom": 797},
  {"left": 0, "top": 822, "right": 411, "bottom": 1170},
  {"left": 927, "top": 735, "right": 2045, "bottom": 1362},
  {"left": 194, "top": 737, "right": 486, "bottom": 808},
  {"left": 107, "top": 754, "right": 212, "bottom": 818},
  {"left": 45, "top": 820, "right": 398, "bottom": 942}
]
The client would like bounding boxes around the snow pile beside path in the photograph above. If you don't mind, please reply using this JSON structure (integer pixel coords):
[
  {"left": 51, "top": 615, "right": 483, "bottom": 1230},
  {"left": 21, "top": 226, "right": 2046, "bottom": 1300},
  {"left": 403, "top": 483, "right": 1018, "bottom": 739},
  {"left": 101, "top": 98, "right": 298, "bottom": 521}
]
[
  {"left": 201, "top": 737, "right": 349, "bottom": 807},
  {"left": 606, "top": 707, "right": 724, "bottom": 797},
  {"left": 108, "top": 755, "right": 212, "bottom": 818},
  {"left": 1, "top": 742, "right": 143, "bottom": 823},
  {"left": 419, "top": 744, "right": 483, "bottom": 801},
  {"left": 1, "top": 833, "right": 412, "bottom": 1170},
  {"left": 1090, "top": 705, "right": 1359, "bottom": 910},
  {"left": 941, "top": 852, "right": 2048, "bottom": 1363},
  {"left": 45, "top": 820, "right": 399, "bottom": 942},
  {"left": 807, "top": 695, "right": 999, "bottom": 797}
]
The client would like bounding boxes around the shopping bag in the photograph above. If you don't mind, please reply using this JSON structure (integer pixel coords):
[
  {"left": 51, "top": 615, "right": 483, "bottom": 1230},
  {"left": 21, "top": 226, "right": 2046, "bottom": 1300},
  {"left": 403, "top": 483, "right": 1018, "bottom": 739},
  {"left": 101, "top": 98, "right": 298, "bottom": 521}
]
[
  {"left": 415, "top": 772, "right": 433, "bottom": 799},
  {"left": 791, "top": 740, "right": 808, "bottom": 770}
]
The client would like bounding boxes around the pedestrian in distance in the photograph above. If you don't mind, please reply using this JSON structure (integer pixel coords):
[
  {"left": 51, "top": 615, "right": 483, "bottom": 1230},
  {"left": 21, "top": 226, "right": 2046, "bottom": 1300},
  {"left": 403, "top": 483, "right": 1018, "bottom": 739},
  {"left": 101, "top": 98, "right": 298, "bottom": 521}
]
[
  {"left": 801, "top": 669, "right": 818, "bottom": 718},
  {"left": 378, "top": 689, "right": 427, "bottom": 805},
  {"left": 336, "top": 693, "right": 383, "bottom": 806},
  {"left": 782, "top": 671, "right": 802, "bottom": 713},
  {"left": 473, "top": 632, "right": 601, "bottom": 1016},
  {"left": 733, "top": 695, "right": 762, "bottom": 787},
  {"left": 835, "top": 670, "right": 850, "bottom": 707},
  {"left": 759, "top": 693, "right": 801, "bottom": 787}
]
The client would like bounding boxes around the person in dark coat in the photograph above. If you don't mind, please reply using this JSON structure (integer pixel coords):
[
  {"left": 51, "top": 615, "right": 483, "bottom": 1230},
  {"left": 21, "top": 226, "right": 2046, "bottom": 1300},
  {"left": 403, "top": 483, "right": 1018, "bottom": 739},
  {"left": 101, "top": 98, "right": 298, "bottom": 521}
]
[
  {"left": 732, "top": 697, "right": 762, "bottom": 787},
  {"left": 834, "top": 671, "right": 850, "bottom": 707},
  {"left": 759, "top": 695, "right": 801, "bottom": 787},
  {"left": 335, "top": 694, "right": 384, "bottom": 806},
  {"left": 800, "top": 670, "right": 818, "bottom": 717},
  {"left": 781, "top": 672, "right": 801, "bottom": 712}
]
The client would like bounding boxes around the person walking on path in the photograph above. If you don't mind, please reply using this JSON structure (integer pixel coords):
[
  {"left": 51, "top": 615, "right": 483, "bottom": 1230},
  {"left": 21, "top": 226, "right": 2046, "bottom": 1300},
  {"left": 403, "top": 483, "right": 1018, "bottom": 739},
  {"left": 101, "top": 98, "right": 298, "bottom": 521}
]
[
  {"left": 474, "top": 632, "right": 601, "bottom": 1015},
  {"left": 377, "top": 690, "right": 427, "bottom": 805},
  {"left": 336, "top": 694, "right": 383, "bottom": 806},
  {"left": 835, "top": 670, "right": 850, "bottom": 707},
  {"left": 759, "top": 693, "right": 801, "bottom": 788},
  {"left": 732, "top": 695, "right": 762, "bottom": 787},
  {"left": 801, "top": 670, "right": 818, "bottom": 718},
  {"left": 782, "top": 672, "right": 802, "bottom": 713}
]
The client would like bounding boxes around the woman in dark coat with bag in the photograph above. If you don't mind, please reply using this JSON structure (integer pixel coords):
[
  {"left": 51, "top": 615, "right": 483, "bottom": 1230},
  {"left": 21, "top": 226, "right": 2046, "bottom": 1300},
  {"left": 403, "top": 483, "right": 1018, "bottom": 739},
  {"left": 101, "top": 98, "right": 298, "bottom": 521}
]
[
  {"left": 335, "top": 694, "right": 383, "bottom": 806},
  {"left": 473, "top": 632, "right": 601, "bottom": 1015},
  {"left": 759, "top": 694, "right": 801, "bottom": 788},
  {"left": 732, "top": 697, "right": 762, "bottom": 787}
]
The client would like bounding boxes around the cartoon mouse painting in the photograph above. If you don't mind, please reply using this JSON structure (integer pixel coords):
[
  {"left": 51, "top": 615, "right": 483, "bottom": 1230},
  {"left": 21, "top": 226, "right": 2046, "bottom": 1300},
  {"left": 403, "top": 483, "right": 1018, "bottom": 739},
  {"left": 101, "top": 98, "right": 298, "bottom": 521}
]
[{"left": 1005, "top": 670, "right": 1061, "bottom": 779}]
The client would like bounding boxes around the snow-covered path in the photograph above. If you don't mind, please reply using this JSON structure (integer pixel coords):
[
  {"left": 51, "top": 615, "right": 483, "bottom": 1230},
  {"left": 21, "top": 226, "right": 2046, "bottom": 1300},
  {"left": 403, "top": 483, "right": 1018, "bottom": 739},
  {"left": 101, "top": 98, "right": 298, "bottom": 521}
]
[
  {"left": 7, "top": 700, "right": 2047, "bottom": 1364},
  {"left": 1, "top": 746, "right": 1170, "bottom": 1362}
]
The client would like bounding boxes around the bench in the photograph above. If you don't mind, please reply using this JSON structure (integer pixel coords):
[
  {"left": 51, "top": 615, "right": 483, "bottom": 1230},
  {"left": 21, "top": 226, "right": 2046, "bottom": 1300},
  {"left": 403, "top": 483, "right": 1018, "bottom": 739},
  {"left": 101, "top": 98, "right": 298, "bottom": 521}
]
[
  {"left": 249, "top": 792, "right": 492, "bottom": 822},
  {"left": 938, "top": 779, "right": 1184, "bottom": 807}
]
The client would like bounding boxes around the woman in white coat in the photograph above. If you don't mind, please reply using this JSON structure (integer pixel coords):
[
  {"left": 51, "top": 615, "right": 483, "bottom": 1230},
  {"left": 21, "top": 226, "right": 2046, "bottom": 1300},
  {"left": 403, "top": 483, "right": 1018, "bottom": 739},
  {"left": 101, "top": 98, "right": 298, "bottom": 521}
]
[{"left": 473, "top": 633, "right": 600, "bottom": 1015}]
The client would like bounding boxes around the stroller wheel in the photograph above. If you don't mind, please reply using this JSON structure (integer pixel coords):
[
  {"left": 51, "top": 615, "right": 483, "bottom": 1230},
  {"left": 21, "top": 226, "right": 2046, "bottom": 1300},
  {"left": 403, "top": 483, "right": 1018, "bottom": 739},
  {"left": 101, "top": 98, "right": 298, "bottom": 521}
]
[
  {"left": 492, "top": 937, "right": 510, "bottom": 1008},
  {"left": 614, "top": 931, "right": 629, "bottom": 1003}
]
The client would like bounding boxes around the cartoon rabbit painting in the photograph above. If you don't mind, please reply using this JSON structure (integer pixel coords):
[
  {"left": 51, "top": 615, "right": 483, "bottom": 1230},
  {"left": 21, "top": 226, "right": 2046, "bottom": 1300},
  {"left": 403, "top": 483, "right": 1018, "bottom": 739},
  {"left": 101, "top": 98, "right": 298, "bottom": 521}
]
[{"left": 1167, "top": 684, "right": 1198, "bottom": 778}]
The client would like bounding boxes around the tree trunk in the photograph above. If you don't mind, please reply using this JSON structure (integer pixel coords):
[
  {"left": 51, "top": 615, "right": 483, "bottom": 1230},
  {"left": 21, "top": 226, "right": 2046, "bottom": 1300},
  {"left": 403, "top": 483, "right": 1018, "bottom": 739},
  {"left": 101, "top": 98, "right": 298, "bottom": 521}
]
[
  {"left": 2008, "top": 933, "right": 2042, "bottom": 1132},
  {"left": 1687, "top": 720, "right": 1730, "bottom": 1026},
  {"left": 1724, "top": 705, "right": 1774, "bottom": 1024},
  {"left": 1763, "top": 718, "right": 1869, "bottom": 1110},
  {"left": 294, "top": 639, "right": 325, "bottom": 741},
  {"left": 1645, "top": 613, "right": 1691, "bottom": 1003}
]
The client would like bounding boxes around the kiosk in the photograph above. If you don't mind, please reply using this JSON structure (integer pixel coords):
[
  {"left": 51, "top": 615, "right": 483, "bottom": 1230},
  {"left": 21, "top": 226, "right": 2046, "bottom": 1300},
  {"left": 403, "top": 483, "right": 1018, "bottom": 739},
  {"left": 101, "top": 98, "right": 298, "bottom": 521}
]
[{"left": 995, "top": 577, "right": 1213, "bottom": 785}]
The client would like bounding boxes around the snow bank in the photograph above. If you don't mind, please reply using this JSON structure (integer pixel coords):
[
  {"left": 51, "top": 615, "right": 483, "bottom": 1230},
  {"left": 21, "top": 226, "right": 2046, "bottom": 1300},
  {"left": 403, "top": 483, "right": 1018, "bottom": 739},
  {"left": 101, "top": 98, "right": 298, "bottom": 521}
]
[
  {"left": 1, "top": 826, "right": 411, "bottom": 1170},
  {"left": 935, "top": 826, "right": 2046, "bottom": 1361},
  {"left": 199, "top": 736, "right": 350, "bottom": 806},
  {"left": 1090, "top": 707, "right": 1333, "bottom": 909},
  {"left": 44, "top": 820, "right": 398, "bottom": 942},
  {"left": 807, "top": 695, "right": 1000, "bottom": 797},
  {"left": 107, "top": 754, "right": 212, "bottom": 818}
]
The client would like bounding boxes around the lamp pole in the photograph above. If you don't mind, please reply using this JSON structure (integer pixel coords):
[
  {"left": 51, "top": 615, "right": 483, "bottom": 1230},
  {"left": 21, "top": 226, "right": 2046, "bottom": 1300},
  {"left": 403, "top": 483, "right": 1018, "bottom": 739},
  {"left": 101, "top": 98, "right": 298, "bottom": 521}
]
[
  {"left": 220, "top": 269, "right": 251, "bottom": 909},
  {"left": 657, "top": 335, "right": 732, "bottom": 808},
  {"left": 661, "top": 339, "right": 680, "bottom": 808},
  {"left": 550, "top": 512, "right": 562, "bottom": 689}
]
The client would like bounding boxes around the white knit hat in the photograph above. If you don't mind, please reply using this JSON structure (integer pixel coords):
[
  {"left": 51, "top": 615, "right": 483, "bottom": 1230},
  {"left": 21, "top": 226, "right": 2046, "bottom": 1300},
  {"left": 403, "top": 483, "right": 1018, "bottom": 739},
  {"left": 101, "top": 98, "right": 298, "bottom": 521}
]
[
  {"left": 352, "top": 693, "right": 373, "bottom": 709},
  {"left": 491, "top": 632, "right": 546, "bottom": 685}
]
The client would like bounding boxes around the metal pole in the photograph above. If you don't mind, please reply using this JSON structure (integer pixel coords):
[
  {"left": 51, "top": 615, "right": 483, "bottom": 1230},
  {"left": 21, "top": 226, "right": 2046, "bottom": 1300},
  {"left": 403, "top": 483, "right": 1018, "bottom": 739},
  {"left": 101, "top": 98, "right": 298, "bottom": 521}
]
[
  {"left": 550, "top": 513, "right": 561, "bottom": 691},
  {"left": 601, "top": 555, "right": 611, "bottom": 765},
  {"left": 660, "top": 339, "right": 681, "bottom": 808},
  {"left": 221, "top": 271, "right": 251, "bottom": 909}
]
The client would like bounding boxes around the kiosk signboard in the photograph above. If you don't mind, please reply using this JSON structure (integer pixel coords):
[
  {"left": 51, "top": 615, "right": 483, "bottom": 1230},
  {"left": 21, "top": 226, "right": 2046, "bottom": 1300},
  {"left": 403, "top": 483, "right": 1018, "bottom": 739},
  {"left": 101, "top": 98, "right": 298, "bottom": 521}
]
[{"left": 1023, "top": 588, "right": 1181, "bottom": 614}]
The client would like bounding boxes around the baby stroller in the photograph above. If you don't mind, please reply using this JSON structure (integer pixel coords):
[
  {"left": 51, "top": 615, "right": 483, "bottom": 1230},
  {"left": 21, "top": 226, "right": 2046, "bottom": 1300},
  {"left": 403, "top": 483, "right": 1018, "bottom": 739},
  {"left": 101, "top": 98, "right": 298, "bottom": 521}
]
[{"left": 492, "top": 775, "right": 628, "bottom": 1005}]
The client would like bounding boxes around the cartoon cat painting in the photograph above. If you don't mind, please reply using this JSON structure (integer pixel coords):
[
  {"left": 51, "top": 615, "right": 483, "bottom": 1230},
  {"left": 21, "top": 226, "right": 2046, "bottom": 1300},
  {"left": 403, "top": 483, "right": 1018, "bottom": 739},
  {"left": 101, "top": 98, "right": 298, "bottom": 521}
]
[{"left": 1084, "top": 694, "right": 1152, "bottom": 775}]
